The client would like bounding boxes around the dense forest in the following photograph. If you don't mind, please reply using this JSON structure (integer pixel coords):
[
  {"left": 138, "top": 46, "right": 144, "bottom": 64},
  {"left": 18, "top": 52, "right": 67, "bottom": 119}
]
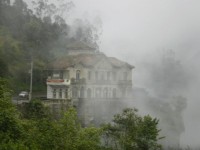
[
  {"left": 0, "top": 78, "right": 162, "bottom": 149},
  {"left": 0, "top": 0, "right": 99, "bottom": 93}
]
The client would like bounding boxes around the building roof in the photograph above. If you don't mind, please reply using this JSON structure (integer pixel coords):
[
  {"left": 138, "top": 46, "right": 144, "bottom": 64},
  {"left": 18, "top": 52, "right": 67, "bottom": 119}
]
[
  {"left": 47, "top": 53, "right": 134, "bottom": 70},
  {"left": 66, "top": 40, "right": 96, "bottom": 51}
]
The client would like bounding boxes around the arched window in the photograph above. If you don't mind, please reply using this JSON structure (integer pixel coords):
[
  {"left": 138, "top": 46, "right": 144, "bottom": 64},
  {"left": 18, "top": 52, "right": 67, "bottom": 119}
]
[
  {"left": 127, "top": 87, "right": 132, "bottom": 97},
  {"left": 101, "top": 71, "right": 104, "bottom": 80},
  {"left": 80, "top": 86, "right": 85, "bottom": 98},
  {"left": 103, "top": 87, "right": 108, "bottom": 98},
  {"left": 121, "top": 88, "right": 126, "bottom": 97},
  {"left": 76, "top": 70, "right": 80, "bottom": 80},
  {"left": 113, "top": 88, "right": 117, "bottom": 98},
  {"left": 72, "top": 87, "right": 78, "bottom": 98},
  {"left": 87, "top": 88, "right": 92, "bottom": 98},
  {"left": 107, "top": 72, "right": 110, "bottom": 80},
  {"left": 88, "top": 71, "right": 91, "bottom": 80},
  {"left": 95, "top": 87, "right": 101, "bottom": 98}
]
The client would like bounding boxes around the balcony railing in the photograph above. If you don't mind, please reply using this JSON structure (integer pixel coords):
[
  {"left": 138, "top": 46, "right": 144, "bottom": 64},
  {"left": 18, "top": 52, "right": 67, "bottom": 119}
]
[
  {"left": 86, "top": 79, "right": 132, "bottom": 85},
  {"left": 118, "top": 80, "right": 132, "bottom": 85},
  {"left": 71, "top": 78, "right": 86, "bottom": 84}
]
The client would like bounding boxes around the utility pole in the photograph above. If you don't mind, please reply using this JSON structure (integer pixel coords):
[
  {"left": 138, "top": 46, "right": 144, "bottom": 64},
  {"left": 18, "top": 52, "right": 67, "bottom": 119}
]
[{"left": 29, "top": 60, "right": 33, "bottom": 101}]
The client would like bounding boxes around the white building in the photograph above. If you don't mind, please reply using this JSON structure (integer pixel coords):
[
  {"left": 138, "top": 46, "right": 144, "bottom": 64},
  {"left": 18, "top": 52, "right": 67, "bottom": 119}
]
[{"left": 46, "top": 41, "right": 134, "bottom": 124}]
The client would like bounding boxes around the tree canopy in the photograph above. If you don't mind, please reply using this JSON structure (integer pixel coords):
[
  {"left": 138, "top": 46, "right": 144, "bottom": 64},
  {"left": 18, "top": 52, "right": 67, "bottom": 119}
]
[
  {"left": 0, "top": 79, "right": 162, "bottom": 149},
  {"left": 102, "top": 108, "right": 162, "bottom": 150},
  {"left": 0, "top": 0, "right": 101, "bottom": 92}
]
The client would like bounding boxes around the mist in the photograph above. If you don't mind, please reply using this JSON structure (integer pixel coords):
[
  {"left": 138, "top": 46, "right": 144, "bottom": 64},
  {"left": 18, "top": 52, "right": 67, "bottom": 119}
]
[
  {"left": 67, "top": 0, "right": 200, "bottom": 148},
  {"left": 20, "top": 0, "right": 200, "bottom": 148}
]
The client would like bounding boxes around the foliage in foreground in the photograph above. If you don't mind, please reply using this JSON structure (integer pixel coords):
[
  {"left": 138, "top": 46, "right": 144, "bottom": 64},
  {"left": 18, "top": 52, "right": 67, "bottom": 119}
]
[
  {"left": 0, "top": 78, "right": 162, "bottom": 150},
  {"left": 102, "top": 108, "right": 162, "bottom": 150}
]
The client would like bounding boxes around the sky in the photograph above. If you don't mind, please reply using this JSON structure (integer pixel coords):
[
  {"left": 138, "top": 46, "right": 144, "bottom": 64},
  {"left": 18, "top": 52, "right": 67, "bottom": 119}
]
[
  {"left": 71, "top": 0, "right": 200, "bottom": 58},
  {"left": 69, "top": 0, "right": 200, "bottom": 147}
]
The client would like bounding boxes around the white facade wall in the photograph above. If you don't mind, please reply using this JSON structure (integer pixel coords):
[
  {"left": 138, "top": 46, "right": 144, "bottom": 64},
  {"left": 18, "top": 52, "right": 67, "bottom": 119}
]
[
  {"left": 47, "top": 85, "right": 53, "bottom": 99},
  {"left": 47, "top": 57, "right": 133, "bottom": 100}
]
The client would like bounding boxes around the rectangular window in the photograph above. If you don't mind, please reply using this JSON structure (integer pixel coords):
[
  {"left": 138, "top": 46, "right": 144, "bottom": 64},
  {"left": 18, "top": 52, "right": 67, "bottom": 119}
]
[
  {"left": 107, "top": 72, "right": 110, "bottom": 80},
  {"left": 53, "top": 89, "right": 56, "bottom": 98},
  {"left": 65, "top": 88, "right": 68, "bottom": 98},
  {"left": 60, "top": 71, "right": 63, "bottom": 79},
  {"left": 95, "top": 71, "right": 98, "bottom": 80},
  {"left": 72, "top": 88, "right": 77, "bottom": 98},
  {"left": 88, "top": 71, "right": 91, "bottom": 80},
  {"left": 76, "top": 70, "right": 80, "bottom": 80},
  {"left": 112, "top": 72, "right": 116, "bottom": 81},
  {"left": 123, "top": 72, "right": 128, "bottom": 80},
  {"left": 65, "top": 70, "right": 69, "bottom": 79},
  {"left": 59, "top": 89, "right": 62, "bottom": 98},
  {"left": 101, "top": 71, "right": 104, "bottom": 80}
]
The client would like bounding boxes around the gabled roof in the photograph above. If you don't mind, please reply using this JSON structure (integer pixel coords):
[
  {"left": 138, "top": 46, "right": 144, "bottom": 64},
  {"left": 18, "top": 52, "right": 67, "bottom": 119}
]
[
  {"left": 108, "top": 57, "right": 134, "bottom": 69},
  {"left": 47, "top": 53, "right": 134, "bottom": 70}
]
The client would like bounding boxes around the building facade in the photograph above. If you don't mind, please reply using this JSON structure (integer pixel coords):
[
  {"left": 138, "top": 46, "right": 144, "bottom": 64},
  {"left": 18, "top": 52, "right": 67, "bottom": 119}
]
[
  {"left": 46, "top": 43, "right": 134, "bottom": 124},
  {"left": 47, "top": 54, "right": 133, "bottom": 99}
]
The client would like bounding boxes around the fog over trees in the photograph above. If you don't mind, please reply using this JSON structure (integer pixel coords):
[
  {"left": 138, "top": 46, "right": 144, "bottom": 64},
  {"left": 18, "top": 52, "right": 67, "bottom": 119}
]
[
  {"left": 71, "top": 0, "right": 200, "bottom": 148},
  {"left": 0, "top": 0, "right": 200, "bottom": 149}
]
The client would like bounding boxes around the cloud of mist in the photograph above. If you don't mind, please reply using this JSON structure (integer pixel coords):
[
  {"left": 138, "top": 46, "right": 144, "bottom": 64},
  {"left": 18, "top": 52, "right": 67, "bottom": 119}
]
[
  {"left": 69, "top": 0, "right": 200, "bottom": 148},
  {"left": 24, "top": 0, "right": 200, "bottom": 148}
]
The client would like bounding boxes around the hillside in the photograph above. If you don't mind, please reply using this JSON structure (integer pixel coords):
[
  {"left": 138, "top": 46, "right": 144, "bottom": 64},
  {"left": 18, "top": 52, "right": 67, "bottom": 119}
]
[{"left": 0, "top": 0, "right": 98, "bottom": 93}]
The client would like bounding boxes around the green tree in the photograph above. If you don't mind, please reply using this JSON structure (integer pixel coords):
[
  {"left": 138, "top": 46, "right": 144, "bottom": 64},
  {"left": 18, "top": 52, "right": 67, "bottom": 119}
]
[
  {"left": 20, "top": 106, "right": 102, "bottom": 150},
  {"left": 21, "top": 99, "right": 50, "bottom": 120},
  {"left": 55, "top": 108, "right": 102, "bottom": 150},
  {"left": 102, "top": 108, "right": 162, "bottom": 150},
  {"left": 0, "top": 58, "right": 8, "bottom": 77},
  {"left": 0, "top": 78, "right": 25, "bottom": 149}
]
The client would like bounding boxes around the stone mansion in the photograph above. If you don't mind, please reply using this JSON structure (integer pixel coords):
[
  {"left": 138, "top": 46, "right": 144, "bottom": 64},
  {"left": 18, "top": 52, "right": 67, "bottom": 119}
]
[{"left": 46, "top": 41, "right": 134, "bottom": 124}]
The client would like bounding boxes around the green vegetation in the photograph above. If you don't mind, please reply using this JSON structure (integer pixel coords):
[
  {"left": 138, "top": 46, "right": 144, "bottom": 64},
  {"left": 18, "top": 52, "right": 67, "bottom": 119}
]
[
  {"left": 0, "top": 78, "right": 102, "bottom": 149},
  {"left": 102, "top": 108, "right": 162, "bottom": 150},
  {"left": 0, "top": 0, "right": 100, "bottom": 93},
  {"left": 0, "top": 78, "right": 162, "bottom": 149}
]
